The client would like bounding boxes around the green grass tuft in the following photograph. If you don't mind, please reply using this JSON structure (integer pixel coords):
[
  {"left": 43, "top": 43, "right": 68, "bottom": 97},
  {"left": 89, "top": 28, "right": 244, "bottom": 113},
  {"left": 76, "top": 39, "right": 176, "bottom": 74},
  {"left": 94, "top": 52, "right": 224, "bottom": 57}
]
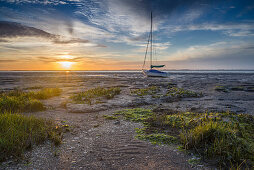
[
  {"left": 117, "top": 108, "right": 254, "bottom": 168},
  {"left": 114, "top": 108, "right": 153, "bottom": 122},
  {"left": 28, "top": 88, "right": 62, "bottom": 100},
  {"left": 103, "top": 115, "right": 118, "bottom": 120},
  {"left": 0, "top": 96, "right": 45, "bottom": 113},
  {"left": 214, "top": 86, "right": 230, "bottom": 92},
  {"left": 0, "top": 88, "right": 62, "bottom": 113},
  {"left": 71, "top": 87, "right": 121, "bottom": 105},
  {"left": 131, "top": 86, "right": 159, "bottom": 96},
  {"left": 166, "top": 87, "right": 201, "bottom": 98},
  {"left": 23, "top": 86, "right": 43, "bottom": 90},
  {"left": 0, "top": 112, "right": 63, "bottom": 162},
  {"left": 136, "top": 132, "right": 177, "bottom": 145}
]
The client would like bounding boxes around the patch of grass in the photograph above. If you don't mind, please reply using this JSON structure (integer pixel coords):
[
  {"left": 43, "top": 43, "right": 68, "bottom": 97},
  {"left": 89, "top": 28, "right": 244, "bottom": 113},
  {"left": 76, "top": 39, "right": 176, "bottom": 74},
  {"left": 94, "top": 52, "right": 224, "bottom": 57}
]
[
  {"left": 117, "top": 108, "right": 254, "bottom": 168},
  {"left": 131, "top": 86, "right": 159, "bottom": 96},
  {"left": 28, "top": 88, "right": 62, "bottom": 99},
  {"left": 188, "top": 157, "right": 201, "bottom": 166},
  {"left": 0, "top": 88, "right": 61, "bottom": 113},
  {"left": 166, "top": 87, "right": 201, "bottom": 98},
  {"left": 0, "top": 95, "right": 45, "bottom": 113},
  {"left": 215, "top": 86, "right": 230, "bottom": 92},
  {"left": 230, "top": 86, "right": 244, "bottom": 91},
  {"left": 136, "top": 132, "right": 177, "bottom": 145},
  {"left": 23, "top": 86, "right": 43, "bottom": 90},
  {"left": 131, "top": 86, "right": 201, "bottom": 100},
  {"left": 0, "top": 112, "right": 63, "bottom": 162},
  {"left": 71, "top": 87, "right": 121, "bottom": 105},
  {"left": 114, "top": 108, "right": 153, "bottom": 122},
  {"left": 180, "top": 120, "right": 254, "bottom": 167},
  {"left": 103, "top": 115, "right": 118, "bottom": 120},
  {"left": 115, "top": 108, "right": 178, "bottom": 145}
]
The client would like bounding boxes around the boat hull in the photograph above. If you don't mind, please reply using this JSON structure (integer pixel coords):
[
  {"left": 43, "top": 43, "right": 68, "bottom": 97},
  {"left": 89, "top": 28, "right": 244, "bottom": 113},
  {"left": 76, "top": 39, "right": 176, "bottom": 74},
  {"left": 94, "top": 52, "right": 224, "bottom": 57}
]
[{"left": 142, "top": 69, "right": 168, "bottom": 77}]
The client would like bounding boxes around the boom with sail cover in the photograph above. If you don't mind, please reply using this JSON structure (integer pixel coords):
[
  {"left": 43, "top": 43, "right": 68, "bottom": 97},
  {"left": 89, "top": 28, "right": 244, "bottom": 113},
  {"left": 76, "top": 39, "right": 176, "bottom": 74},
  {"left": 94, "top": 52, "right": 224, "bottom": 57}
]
[{"left": 151, "top": 65, "right": 165, "bottom": 68}]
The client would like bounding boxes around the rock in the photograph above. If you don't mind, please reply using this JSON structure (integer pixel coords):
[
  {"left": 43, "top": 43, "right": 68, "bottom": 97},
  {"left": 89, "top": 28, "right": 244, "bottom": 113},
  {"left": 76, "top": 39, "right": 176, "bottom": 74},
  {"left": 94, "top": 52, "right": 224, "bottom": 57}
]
[
  {"left": 114, "top": 120, "right": 120, "bottom": 125},
  {"left": 190, "top": 107, "right": 198, "bottom": 112}
]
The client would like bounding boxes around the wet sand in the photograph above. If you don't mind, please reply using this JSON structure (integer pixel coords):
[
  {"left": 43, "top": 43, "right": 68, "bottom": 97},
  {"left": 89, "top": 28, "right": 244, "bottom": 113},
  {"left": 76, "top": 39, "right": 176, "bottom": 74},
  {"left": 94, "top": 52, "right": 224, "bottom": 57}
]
[{"left": 1, "top": 71, "right": 254, "bottom": 169}]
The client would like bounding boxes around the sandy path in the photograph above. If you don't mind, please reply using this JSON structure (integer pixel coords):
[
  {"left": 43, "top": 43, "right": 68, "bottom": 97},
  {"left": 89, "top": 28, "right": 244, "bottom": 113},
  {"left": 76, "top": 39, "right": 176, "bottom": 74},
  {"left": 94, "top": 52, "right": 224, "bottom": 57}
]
[{"left": 1, "top": 107, "right": 193, "bottom": 169}]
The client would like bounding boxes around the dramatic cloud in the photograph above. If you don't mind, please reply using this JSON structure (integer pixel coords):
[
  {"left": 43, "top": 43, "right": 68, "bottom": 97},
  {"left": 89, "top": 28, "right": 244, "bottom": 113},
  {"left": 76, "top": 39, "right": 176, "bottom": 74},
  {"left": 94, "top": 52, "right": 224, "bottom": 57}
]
[
  {"left": 0, "top": 21, "right": 104, "bottom": 46},
  {"left": 168, "top": 41, "right": 254, "bottom": 62},
  {"left": 163, "top": 22, "right": 254, "bottom": 37}
]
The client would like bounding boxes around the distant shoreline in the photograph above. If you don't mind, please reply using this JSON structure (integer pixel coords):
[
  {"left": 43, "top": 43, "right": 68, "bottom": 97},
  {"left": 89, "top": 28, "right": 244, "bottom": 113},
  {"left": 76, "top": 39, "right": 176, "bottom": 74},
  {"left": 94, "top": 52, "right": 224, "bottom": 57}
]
[
  {"left": 0, "top": 69, "right": 254, "bottom": 72},
  {"left": 1, "top": 70, "right": 254, "bottom": 74}
]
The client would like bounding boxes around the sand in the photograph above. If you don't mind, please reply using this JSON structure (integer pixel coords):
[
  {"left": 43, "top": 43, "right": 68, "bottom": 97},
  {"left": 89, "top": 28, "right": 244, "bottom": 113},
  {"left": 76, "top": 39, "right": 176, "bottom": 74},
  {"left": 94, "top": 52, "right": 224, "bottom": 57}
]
[{"left": 0, "top": 71, "right": 254, "bottom": 169}]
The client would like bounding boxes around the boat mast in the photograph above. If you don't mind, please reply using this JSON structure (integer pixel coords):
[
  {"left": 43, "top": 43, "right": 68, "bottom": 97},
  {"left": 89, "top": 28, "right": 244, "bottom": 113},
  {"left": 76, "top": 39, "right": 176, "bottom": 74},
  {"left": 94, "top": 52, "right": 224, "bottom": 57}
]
[{"left": 150, "top": 11, "right": 153, "bottom": 68}]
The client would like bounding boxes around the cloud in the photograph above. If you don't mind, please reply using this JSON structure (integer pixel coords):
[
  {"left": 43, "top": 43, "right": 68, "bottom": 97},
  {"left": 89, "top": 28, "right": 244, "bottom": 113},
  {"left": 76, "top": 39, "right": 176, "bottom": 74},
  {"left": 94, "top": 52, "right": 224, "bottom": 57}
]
[
  {"left": 167, "top": 41, "right": 254, "bottom": 61},
  {"left": 4, "top": 0, "right": 68, "bottom": 5},
  {"left": 161, "top": 21, "right": 254, "bottom": 37},
  {"left": 74, "top": 0, "right": 212, "bottom": 36},
  {"left": 0, "top": 59, "right": 16, "bottom": 62},
  {"left": 36, "top": 56, "right": 85, "bottom": 62},
  {"left": 0, "top": 21, "right": 105, "bottom": 46},
  {"left": 0, "top": 21, "right": 54, "bottom": 38},
  {"left": 0, "top": 39, "right": 9, "bottom": 42}
]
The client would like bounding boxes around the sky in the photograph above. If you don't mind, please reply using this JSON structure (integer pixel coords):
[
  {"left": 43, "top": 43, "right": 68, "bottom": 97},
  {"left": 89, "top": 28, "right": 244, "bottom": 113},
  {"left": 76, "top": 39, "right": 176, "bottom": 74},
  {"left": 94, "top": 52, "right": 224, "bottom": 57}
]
[{"left": 0, "top": 0, "right": 254, "bottom": 70}]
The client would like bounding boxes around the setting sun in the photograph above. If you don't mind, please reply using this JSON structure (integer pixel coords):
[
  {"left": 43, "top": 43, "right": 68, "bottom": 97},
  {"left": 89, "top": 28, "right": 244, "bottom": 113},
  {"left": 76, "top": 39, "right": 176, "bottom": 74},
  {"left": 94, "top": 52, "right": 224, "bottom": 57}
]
[{"left": 58, "top": 61, "right": 74, "bottom": 69}]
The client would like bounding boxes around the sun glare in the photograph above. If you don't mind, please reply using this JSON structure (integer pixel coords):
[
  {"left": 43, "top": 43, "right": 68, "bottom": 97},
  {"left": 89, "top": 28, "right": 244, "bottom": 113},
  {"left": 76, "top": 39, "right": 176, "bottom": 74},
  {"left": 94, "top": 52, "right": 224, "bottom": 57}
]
[
  {"left": 60, "top": 55, "right": 73, "bottom": 59},
  {"left": 58, "top": 61, "right": 74, "bottom": 69}
]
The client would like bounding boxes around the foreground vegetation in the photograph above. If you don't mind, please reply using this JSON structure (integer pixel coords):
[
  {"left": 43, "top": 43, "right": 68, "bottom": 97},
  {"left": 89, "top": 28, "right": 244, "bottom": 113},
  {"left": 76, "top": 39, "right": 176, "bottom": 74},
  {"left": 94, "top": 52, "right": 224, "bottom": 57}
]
[
  {"left": 0, "top": 112, "right": 63, "bottom": 162},
  {"left": 131, "top": 86, "right": 159, "bottom": 96},
  {"left": 215, "top": 85, "right": 254, "bottom": 92},
  {"left": 71, "top": 87, "right": 121, "bottom": 105},
  {"left": 115, "top": 108, "right": 254, "bottom": 168},
  {"left": 131, "top": 86, "right": 202, "bottom": 99},
  {"left": 0, "top": 88, "right": 62, "bottom": 113}
]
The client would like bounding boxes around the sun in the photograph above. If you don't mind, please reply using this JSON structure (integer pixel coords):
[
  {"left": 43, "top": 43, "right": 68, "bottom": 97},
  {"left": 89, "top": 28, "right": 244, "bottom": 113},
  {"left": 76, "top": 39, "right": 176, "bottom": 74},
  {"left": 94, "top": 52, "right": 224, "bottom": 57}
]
[{"left": 58, "top": 61, "right": 74, "bottom": 69}]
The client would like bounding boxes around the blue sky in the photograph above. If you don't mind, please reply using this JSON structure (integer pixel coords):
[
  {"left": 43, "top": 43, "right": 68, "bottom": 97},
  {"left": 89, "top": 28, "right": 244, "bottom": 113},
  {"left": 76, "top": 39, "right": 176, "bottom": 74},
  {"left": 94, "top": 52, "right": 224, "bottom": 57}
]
[{"left": 0, "top": 0, "right": 254, "bottom": 70}]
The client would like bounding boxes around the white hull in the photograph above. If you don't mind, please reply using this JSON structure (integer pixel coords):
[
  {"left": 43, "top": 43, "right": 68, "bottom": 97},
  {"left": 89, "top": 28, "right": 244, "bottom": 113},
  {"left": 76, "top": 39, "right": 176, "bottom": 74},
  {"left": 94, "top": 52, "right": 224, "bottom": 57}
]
[{"left": 142, "top": 70, "right": 168, "bottom": 77}]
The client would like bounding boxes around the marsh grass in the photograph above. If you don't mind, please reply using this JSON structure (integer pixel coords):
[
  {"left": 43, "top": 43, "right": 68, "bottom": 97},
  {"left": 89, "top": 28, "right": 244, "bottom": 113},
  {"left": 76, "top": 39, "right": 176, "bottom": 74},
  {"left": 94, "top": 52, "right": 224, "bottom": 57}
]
[
  {"left": 215, "top": 85, "right": 254, "bottom": 92},
  {"left": 0, "top": 88, "right": 62, "bottom": 113},
  {"left": 131, "top": 86, "right": 159, "bottom": 96},
  {"left": 114, "top": 108, "right": 153, "bottom": 122},
  {"left": 116, "top": 108, "right": 254, "bottom": 168},
  {"left": 166, "top": 87, "right": 201, "bottom": 98},
  {"left": 0, "top": 112, "right": 63, "bottom": 162},
  {"left": 136, "top": 132, "right": 177, "bottom": 145},
  {"left": 0, "top": 95, "right": 45, "bottom": 113},
  {"left": 230, "top": 86, "right": 244, "bottom": 91},
  {"left": 23, "top": 86, "right": 43, "bottom": 90},
  {"left": 131, "top": 86, "right": 201, "bottom": 99},
  {"left": 28, "top": 88, "right": 62, "bottom": 99},
  {"left": 71, "top": 87, "right": 121, "bottom": 105},
  {"left": 214, "top": 86, "right": 229, "bottom": 92},
  {"left": 103, "top": 115, "right": 118, "bottom": 120}
]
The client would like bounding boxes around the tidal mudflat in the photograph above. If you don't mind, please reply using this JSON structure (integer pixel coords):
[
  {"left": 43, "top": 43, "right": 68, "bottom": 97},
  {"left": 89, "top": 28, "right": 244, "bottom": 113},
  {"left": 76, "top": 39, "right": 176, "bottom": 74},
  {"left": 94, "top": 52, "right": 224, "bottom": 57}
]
[{"left": 0, "top": 71, "right": 254, "bottom": 169}]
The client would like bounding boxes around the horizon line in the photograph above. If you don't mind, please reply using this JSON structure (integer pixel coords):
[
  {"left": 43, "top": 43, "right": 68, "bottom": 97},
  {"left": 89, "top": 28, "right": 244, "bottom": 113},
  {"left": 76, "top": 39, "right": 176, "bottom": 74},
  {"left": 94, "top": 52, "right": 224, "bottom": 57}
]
[{"left": 1, "top": 69, "right": 254, "bottom": 71}]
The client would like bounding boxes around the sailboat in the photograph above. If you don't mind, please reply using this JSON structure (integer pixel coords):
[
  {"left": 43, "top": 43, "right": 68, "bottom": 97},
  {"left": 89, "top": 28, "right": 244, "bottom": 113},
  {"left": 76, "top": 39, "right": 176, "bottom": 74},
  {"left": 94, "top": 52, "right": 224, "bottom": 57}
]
[{"left": 142, "top": 12, "right": 168, "bottom": 77}]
